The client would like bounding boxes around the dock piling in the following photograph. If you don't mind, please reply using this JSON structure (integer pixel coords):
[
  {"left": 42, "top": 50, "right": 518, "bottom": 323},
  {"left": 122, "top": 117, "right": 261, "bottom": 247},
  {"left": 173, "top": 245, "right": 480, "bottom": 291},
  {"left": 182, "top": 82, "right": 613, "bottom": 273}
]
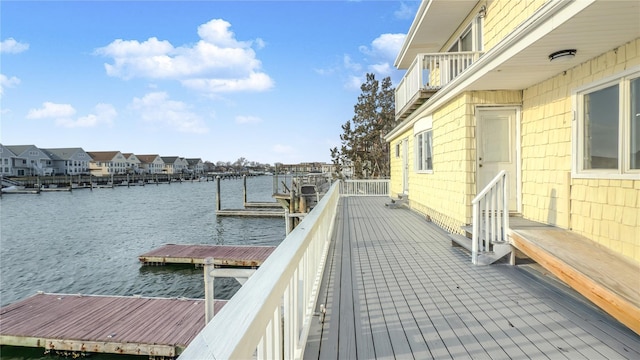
[{"left": 204, "top": 257, "right": 215, "bottom": 325}]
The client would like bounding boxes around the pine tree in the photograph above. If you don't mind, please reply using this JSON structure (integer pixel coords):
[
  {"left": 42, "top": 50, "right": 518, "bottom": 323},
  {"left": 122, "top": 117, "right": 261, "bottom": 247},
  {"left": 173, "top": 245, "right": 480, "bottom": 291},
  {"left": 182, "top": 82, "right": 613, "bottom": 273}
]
[{"left": 331, "top": 73, "right": 396, "bottom": 179}]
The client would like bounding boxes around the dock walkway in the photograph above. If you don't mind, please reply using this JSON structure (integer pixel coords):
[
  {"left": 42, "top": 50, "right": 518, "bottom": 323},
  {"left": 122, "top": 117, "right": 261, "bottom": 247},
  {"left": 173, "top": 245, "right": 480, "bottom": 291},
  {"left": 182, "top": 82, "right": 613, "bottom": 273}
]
[
  {"left": 305, "top": 197, "right": 640, "bottom": 359},
  {"left": 138, "top": 244, "right": 276, "bottom": 267},
  {"left": 0, "top": 293, "right": 226, "bottom": 357}
]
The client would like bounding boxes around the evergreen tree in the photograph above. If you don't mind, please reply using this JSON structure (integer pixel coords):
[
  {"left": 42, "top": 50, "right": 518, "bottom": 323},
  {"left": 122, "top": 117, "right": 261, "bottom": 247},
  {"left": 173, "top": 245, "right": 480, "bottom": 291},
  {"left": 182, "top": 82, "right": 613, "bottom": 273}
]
[{"left": 331, "top": 73, "right": 396, "bottom": 179}]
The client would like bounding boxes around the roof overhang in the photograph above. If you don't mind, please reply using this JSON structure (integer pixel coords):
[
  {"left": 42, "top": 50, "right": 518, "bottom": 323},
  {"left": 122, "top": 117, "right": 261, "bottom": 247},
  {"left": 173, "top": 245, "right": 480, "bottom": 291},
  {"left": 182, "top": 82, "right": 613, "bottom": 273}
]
[
  {"left": 395, "top": 0, "right": 479, "bottom": 69},
  {"left": 387, "top": 0, "right": 640, "bottom": 141}
]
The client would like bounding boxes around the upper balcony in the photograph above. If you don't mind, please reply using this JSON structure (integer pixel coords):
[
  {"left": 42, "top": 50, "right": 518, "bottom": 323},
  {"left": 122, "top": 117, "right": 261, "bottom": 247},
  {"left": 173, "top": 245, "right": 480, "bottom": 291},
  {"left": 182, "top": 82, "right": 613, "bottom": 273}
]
[{"left": 395, "top": 51, "right": 484, "bottom": 121}]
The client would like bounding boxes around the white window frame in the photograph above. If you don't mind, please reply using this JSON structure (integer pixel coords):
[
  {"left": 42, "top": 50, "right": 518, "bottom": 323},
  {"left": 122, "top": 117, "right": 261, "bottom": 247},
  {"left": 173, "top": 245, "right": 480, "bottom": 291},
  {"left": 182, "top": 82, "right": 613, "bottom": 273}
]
[
  {"left": 573, "top": 66, "right": 640, "bottom": 179},
  {"left": 413, "top": 115, "right": 433, "bottom": 174},
  {"left": 447, "top": 14, "right": 483, "bottom": 53}
]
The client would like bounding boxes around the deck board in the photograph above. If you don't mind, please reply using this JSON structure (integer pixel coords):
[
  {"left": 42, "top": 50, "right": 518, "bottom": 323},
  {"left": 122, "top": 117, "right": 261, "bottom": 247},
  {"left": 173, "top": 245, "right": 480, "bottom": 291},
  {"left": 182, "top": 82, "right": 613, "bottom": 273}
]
[
  {"left": 138, "top": 244, "right": 276, "bottom": 266},
  {"left": 0, "top": 293, "right": 226, "bottom": 357},
  {"left": 305, "top": 197, "right": 640, "bottom": 360}
]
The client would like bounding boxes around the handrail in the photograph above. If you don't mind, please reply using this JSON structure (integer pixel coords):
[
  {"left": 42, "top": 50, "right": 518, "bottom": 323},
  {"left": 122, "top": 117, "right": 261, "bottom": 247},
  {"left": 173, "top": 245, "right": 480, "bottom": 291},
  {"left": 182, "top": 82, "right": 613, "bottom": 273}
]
[
  {"left": 395, "top": 51, "right": 484, "bottom": 117},
  {"left": 179, "top": 181, "right": 341, "bottom": 359},
  {"left": 471, "top": 170, "right": 509, "bottom": 265},
  {"left": 340, "top": 179, "right": 390, "bottom": 196}
]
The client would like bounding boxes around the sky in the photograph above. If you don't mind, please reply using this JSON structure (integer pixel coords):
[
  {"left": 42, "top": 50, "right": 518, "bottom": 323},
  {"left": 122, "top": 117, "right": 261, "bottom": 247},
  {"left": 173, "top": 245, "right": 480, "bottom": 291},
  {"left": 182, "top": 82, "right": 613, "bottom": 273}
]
[{"left": 0, "top": 0, "right": 417, "bottom": 165}]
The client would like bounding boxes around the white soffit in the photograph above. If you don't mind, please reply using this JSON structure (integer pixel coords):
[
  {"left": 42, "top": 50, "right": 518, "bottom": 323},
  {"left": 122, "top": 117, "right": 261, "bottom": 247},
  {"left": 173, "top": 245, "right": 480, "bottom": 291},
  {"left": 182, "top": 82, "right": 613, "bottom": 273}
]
[
  {"left": 396, "top": 0, "right": 478, "bottom": 69},
  {"left": 466, "top": 0, "right": 640, "bottom": 91}
]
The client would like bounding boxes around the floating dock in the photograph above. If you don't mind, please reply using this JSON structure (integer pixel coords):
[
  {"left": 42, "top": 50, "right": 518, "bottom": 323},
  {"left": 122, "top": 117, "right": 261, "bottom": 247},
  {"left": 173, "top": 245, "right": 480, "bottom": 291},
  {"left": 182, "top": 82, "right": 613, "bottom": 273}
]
[
  {"left": 0, "top": 292, "right": 226, "bottom": 358},
  {"left": 214, "top": 174, "right": 285, "bottom": 217},
  {"left": 216, "top": 208, "right": 284, "bottom": 217},
  {"left": 138, "top": 244, "right": 276, "bottom": 267}
]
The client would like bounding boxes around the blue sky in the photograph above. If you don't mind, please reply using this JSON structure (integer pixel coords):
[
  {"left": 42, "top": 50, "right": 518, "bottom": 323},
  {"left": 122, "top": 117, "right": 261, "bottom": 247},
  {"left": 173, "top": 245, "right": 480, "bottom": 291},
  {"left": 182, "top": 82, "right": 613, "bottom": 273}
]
[{"left": 1, "top": 1, "right": 416, "bottom": 165}]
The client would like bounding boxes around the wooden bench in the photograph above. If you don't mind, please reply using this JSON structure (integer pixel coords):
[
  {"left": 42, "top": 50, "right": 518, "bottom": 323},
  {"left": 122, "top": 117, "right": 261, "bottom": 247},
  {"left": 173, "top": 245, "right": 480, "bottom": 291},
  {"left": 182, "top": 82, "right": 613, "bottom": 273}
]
[{"left": 510, "top": 227, "right": 640, "bottom": 335}]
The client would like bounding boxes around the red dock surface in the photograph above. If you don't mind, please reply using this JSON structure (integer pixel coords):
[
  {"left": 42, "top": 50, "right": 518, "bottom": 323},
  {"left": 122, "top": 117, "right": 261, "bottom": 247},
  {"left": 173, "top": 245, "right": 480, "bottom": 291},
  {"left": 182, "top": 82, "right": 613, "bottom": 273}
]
[
  {"left": 0, "top": 292, "right": 226, "bottom": 357},
  {"left": 138, "top": 244, "right": 277, "bottom": 267}
]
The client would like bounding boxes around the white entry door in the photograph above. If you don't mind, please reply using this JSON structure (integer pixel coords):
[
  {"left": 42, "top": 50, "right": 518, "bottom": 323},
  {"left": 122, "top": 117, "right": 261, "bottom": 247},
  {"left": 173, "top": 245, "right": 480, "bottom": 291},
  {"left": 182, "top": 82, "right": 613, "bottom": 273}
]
[{"left": 477, "top": 107, "right": 519, "bottom": 211}]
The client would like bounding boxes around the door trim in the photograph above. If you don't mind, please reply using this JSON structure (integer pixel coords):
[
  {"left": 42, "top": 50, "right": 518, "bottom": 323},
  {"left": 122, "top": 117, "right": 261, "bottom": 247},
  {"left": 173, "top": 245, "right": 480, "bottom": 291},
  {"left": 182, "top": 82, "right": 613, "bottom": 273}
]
[{"left": 476, "top": 106, "right": 521, "bottom": 213}]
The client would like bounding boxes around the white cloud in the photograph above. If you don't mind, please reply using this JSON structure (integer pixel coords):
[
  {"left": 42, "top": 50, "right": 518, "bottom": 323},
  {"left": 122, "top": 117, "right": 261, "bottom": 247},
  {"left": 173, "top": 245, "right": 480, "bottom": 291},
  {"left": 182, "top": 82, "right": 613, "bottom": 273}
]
[
  {"left": 343, "top": 55, "right": 362, "bottom": 73},
  {"left": 359, "top": 33, "right": 405, "bottom": 62},
  {"left": 345, "top": 75, "right": 364, "bottom": 91},
  {"left": 0, "top": 38, "right": 29, "bottom": 54},
  {"left": 394, "top": 2, "right": 415, "bottom": 20},
  {"left": 131, "top": 92, "right": 209, "bottom": 134},
  {"left": 235, "top": 115, "right": 262, "bottom": 124},
  {"left": 27, "top": 102, "right": 76, "bottom": 119},
  {"left": 27, "top": 102, "right": 116, "bottom": 128},
  {"left": 95, "top": 19, "right": 273, "bottom": 93},
  {"left": 0, "top": 73, "right": 20, "bottom": 96},
  {"left": 56, "top": 104, "right": 117, "bottom": 128},
  {"left": 182, "top": 72, "right": 273, "bottom": 93}
]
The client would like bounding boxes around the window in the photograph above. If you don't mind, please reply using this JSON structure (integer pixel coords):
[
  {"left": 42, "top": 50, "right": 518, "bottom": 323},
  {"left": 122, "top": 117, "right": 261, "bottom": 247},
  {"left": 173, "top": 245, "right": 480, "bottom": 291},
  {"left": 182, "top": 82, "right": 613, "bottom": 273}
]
[
  {"left": 575, "top": 68, "right": 640, "bottom": 178},
  {"left": 395, "top": 143, "right": 400, "bottom": 158},
  {"left": 415, "top": 130, "right": 433, "bottom": 172},
  {"left": 447, "top": 14, "right": 483, "bottom": 53}
]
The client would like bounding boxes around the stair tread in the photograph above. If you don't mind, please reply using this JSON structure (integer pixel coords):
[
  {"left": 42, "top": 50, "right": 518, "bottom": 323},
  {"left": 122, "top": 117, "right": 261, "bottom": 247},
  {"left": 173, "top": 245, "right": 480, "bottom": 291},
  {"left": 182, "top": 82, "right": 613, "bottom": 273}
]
[{"left": 449, "top": 234, "right": 472, "bottom": 252}]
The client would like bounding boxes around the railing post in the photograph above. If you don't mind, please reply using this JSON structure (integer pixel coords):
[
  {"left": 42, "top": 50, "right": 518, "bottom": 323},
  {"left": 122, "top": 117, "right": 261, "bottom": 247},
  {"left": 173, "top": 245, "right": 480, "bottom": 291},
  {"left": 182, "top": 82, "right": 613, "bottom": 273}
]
[
  {"left": 472, "top": 202, "right": 479, "bottom": 265},
  {"left": 204, "top": 257, "right": 215, "bottom": 325}
]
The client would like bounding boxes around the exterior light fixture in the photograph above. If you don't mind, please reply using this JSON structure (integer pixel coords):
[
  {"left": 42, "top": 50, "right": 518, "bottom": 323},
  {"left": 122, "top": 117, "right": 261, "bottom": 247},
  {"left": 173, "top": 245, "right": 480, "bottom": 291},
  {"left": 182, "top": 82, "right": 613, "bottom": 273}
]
[
  {"left": 478, "top": 5, "right": 486, "bottom": 18},
  {"left": 549, "top": 49, "right": 576, "bottom": 62}
]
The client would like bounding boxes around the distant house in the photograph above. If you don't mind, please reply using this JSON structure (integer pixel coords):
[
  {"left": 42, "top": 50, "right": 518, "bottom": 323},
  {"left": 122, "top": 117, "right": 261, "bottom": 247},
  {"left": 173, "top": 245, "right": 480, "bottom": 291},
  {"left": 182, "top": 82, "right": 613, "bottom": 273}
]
[
  {"left": 0, "top": 144, "right": 17, "bottom": 176},
  {"left": 386, "top": 1, "right": 639, "bottom": 263},
  {"left": 122, "top": 153, "right": 142, "bottom": 174},
  {"left": 3, "top": 145, "right": 53, "bottom": 176},
  {"left": 42, "top": 148, "right": 91, "bottom": 175},
  {"left": 186, "top": 158, "right": 204, "bottom": 174},
  {"left": 160, "top": 156, "right": 185, "bottom": 174},
  {"left": 137, "top": 155, "right": 165, "bottom": 174},
  {"left": 87, "top": 151, "right": 127, "bottom": 176}
]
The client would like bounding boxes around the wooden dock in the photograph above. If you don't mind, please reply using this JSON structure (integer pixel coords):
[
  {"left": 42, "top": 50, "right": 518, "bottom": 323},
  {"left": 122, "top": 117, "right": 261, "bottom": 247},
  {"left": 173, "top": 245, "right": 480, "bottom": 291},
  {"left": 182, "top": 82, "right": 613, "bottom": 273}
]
[
  {"left": 138, "top": 244, "right": 276, "bottom": 266},
  {"left": 0, "top": 292, "right": 226, "bottom": 357},
  {"left": 216, "top": 208, "right": 284, "bottom": 217},
  {"left": 243, "top": 201, "right": 282, "bottom": 209}
]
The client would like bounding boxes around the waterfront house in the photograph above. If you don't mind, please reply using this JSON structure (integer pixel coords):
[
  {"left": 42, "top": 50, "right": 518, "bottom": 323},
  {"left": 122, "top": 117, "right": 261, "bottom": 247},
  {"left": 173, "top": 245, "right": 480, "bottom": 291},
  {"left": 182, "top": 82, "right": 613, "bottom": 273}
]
[
  {"left": 186, "top": 158, "right": 205, "bottom": 175},
  {"left": 385, "top": 0, "right": 639, "bottom": 330},
  {"left": 161, "top": 156, "right": 188, "bottom": 174},
  {"left": 42, "top": 148, "right": 91, "bottom": 176},
  {"left": 122, "top": 153, "right": 142, "bottom": 174},
  {"left": 0, "top": 144, "right": 17, "bottom": 177},
  {"left": 137, "top": 154, "right": 165, "bottom": 174},
  {"left": 3, "top": 145, "right": 54, "bottom": 176},
  {"left": 87, "top": 151, "right": 128, "bottom": 176}
]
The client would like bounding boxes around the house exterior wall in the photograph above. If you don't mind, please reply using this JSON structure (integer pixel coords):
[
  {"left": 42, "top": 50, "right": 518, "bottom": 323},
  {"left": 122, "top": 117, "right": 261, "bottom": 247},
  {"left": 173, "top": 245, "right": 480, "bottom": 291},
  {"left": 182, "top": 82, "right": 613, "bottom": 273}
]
[
  {"left": 521, "top": 38, "right": 640, "bottom": 262},
  {"left": 483, "top": 0, "right": 547, "bottom": 51},
  {"left": 389, "top": 90, "right": 522, "bottom": 234}
]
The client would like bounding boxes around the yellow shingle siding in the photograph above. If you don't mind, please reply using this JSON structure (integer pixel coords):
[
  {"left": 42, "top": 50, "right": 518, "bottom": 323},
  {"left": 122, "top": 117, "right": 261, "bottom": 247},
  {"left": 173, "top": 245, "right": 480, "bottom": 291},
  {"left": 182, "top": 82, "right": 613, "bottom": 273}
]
[
  {"left": 388, "top": 91, "right": 522, "bottom": 234},
  {"left": 483, "top": 0, "right": 546, "bottom": 51},
  {"left": 522, "top": 39, "right": 640, "bottom": 262}
]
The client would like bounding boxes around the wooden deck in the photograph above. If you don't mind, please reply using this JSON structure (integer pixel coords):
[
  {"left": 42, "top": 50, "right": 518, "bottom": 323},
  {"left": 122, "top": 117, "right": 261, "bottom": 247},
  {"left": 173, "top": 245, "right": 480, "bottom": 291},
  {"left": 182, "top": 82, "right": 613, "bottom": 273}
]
[
  {"left": 0, "top": 292, "right": 226, "bottom": 357},
  {"left": 138, "top": 244, "right": 276, "bottom": 266},
  {"left": 216, "top": 208, "right": 285, "bottom": 217},
  {"left": 305, "top": 197, "right": 640, "bottom": 359}
]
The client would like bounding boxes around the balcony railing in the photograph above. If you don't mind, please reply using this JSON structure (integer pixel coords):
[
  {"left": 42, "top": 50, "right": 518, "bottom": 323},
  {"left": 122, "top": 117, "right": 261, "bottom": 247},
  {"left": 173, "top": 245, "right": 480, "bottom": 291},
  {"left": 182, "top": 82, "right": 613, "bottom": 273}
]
[
  {"left": 179, "top": 179, "right": 390, "bottom": 359},
  {"left": 395, "top": 51, "right": 484, "bottom": 119},
  {"left": 340, "top": 179, "right": 390, "bottom": 197}
]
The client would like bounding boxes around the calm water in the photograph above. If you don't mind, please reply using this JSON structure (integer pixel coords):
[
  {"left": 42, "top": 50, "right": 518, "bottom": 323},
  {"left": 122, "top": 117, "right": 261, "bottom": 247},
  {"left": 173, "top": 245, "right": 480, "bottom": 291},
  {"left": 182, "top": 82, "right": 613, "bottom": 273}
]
[{"left": 0, "top": 176, "right": 286, "bottom": 359}]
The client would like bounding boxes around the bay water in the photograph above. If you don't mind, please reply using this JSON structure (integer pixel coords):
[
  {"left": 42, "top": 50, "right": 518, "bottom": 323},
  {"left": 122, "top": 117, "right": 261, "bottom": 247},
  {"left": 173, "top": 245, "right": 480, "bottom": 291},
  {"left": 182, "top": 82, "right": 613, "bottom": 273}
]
[{"left": 0, "top": 176, "right": 286, "bottom": 359}]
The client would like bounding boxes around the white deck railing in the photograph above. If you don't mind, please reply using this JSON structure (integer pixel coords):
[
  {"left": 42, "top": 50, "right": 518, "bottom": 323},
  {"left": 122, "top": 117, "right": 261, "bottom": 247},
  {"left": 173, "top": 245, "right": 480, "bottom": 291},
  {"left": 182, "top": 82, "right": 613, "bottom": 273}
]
[
  {"left": 179, "top": 181, "right": 341, "bottom": 360},
  {"left": 471, "top": 171, "right": 509, "bottom": 265},
  {"left": 340, "top": 179, "right": 390, "bottom": 196},
  {"left": 395, "top": 51, "right": 484, "bottom": 116}
]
